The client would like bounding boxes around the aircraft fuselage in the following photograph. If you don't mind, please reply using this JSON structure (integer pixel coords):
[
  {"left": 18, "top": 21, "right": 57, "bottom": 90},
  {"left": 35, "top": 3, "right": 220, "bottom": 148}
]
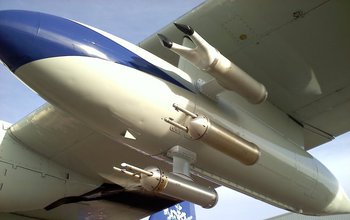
[{"left": 0, "top": 10, "right": 349, "bottom": 215}]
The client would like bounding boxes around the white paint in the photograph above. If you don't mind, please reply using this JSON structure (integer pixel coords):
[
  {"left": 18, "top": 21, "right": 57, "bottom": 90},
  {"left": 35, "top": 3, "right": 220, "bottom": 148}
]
[
  {"left": 323, "top": 184, "right": 350, "bottom": 214},
  {"left": 74, "top": 20, "right": 195, "bottom": 88},
  {"left": 14, "top": 55, "right": 348, "bottom": 214},
  {"left": 123, "top": 130, "right": 136, "bottom": 140}
]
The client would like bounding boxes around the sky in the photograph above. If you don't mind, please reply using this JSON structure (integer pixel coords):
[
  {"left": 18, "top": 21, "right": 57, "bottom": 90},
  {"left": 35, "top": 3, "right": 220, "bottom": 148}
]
[{"left": 0, "top": 1, "right": 349, "bottom": 220}]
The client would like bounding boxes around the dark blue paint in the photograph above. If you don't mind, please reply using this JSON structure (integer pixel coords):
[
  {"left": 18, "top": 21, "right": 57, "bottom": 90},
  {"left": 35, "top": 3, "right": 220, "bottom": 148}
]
[
  {"left": 149, "top": 201, "right": 196, "bottom": 220},
  {"left": 0, "top": 10, "right": 191, "bottom": 91}
]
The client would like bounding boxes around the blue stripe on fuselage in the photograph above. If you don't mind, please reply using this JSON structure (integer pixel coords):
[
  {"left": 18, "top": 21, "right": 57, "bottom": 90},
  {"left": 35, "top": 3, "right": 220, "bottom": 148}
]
[{"left": 0, "top": 10, "right": 191, "bottom": 91}]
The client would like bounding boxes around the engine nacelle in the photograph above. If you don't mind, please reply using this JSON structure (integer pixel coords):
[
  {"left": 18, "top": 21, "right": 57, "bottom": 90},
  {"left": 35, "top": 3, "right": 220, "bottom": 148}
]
[{"left": 158, "top": 23, "right": 268, "bottom": 104}]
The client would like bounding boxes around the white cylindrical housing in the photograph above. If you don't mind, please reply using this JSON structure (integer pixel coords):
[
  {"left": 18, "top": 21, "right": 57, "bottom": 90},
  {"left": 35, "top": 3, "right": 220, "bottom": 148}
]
[
  {"left": 207, "top": 53, "right": 268, "bottom": 104},
  {"left": 166, "top": 28, "right": 267, "bottom": 104},
  {"left": 140, "top": 167, "right": 218, "bottom": 208}
]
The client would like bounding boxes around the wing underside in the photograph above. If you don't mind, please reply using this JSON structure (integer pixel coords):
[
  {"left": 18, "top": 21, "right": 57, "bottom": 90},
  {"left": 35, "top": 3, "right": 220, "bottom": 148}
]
[
  {"left": 4, "top": 104, "right": 197, "bottom": 219},
  {"left": 140, "top": 0, "right": 350, "bottom": 149}
]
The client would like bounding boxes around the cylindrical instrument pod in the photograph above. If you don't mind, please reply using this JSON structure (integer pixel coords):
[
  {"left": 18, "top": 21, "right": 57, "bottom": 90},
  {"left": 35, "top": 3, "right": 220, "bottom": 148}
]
[
  {"left": 186, "top": 115, "right": 260, "bottom": 165},
  {"left": 140, "top": 166, "right": 218, "bottom": 208}
]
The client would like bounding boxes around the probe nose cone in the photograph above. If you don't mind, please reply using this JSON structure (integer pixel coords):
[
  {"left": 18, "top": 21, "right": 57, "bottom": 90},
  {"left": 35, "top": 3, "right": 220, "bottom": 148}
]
[
  {"left": 157, "top": 34, "right": 173, "bottom": 49},
  {"left": 174, "top": 23, "right": 194, "bottom": 36}
]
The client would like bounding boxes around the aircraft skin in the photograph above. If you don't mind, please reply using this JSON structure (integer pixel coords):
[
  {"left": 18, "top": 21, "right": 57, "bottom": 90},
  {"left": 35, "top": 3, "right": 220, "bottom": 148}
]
[
  {"left": 0, "top": 121, "right": 101, "bottom": 213},
  {"left": 0, "top": 5, "right": 349, "bottom": 219}
]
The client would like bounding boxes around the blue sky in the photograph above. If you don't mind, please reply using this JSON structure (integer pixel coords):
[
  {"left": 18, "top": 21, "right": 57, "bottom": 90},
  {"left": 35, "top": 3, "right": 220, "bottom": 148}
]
[{"left": 0, "top": 1, "right": 349, "bottom": 220}]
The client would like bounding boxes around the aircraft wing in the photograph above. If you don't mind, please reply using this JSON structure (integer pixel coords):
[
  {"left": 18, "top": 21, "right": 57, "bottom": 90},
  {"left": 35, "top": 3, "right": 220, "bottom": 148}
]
[
  {"left": 140, "top": 0, "right": 350, "bottom": 149},
  {"left": 5, "top": 103, "right": 214, "bottom": 219}
]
